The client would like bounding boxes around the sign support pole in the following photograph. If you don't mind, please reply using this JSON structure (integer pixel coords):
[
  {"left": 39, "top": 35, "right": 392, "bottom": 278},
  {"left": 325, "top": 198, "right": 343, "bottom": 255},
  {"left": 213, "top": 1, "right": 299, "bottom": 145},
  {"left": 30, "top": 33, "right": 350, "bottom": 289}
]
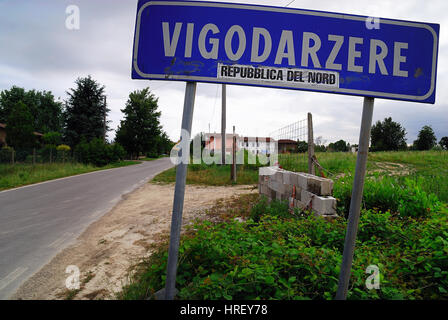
[
  {"left": 232, "top": 125, "right": 236, "bottom": 182},
  {"left": 164, "top": 81, "right": 197, "bottom": 300},
  {"left": 336, "top": 97, "right": 374, "bottom": 300},
  {"left": 221, "top": 84, "right": 226, "bottom": 165}
]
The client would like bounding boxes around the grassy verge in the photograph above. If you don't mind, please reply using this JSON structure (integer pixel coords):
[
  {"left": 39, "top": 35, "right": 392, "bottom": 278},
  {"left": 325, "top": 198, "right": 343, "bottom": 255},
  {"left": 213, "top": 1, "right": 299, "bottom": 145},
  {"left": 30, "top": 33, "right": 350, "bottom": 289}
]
[
  {"left": 140, "top": 155, "right": 169, "bottom": 161},
  {"left": 0, "top": 160, "right": 141, "bottom": 191},
  {"left": 153, "top": 163, "right": 259, "bottom": 186}
]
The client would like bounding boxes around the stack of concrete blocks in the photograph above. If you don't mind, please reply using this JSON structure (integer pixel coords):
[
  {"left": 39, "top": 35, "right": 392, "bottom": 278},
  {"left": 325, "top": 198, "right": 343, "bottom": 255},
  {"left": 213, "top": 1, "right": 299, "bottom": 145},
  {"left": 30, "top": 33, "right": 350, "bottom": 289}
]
[{"left": 259, "top": 166, "right": 337, "bottom": 218}]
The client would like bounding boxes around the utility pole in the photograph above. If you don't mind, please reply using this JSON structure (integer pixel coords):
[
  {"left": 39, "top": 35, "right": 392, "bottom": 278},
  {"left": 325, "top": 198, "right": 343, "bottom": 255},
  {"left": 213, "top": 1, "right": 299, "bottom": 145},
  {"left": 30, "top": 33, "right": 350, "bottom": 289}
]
[
  {"left": 307, "top": 112, "right": 315, "bottom": 175},
  {"left": 221, "top": 84, "right": 226, "bottom": 165},
  {"left": 103, "top": 96, "right": 107, "bottom": 142}
]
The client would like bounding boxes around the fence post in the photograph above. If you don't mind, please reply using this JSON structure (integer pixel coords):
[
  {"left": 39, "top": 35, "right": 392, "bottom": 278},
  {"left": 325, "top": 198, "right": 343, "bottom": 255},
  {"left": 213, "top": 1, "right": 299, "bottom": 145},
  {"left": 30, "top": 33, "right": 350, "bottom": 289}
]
[
  {"left": 33, "top": 148, "right": 36, "bottom": 165},
  {"left": 11, "top": 149, "right": 15, "bottom": 166},
  {"left": 231, "top": 126, "right": 236, "bottom": 182},
  {"left": 307, "top": 112, "right": 315, "bottom": 175}
]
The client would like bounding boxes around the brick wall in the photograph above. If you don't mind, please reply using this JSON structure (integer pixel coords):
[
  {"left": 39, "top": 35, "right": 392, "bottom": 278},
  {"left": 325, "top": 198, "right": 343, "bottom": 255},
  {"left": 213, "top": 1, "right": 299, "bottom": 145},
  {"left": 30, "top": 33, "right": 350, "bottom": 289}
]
[{"left": 258, "top": 166, "right": 337, "bottom": 217}]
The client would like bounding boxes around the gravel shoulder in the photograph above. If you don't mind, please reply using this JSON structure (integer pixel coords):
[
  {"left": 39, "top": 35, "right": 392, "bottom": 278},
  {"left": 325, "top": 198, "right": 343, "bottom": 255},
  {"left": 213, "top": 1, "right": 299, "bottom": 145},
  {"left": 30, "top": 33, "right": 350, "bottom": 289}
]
[{"left": 12, "top": 182, "right": 255, "bottom": 300}]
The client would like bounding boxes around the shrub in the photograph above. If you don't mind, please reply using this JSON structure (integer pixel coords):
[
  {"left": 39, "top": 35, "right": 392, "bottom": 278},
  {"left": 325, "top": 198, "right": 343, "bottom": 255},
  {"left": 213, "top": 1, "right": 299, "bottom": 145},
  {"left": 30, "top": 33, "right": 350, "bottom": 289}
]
[
  {"left": 0, "top": 146, "right": 14, "bottom": 163},
  {"left": 74, "top": 138, "right": 126, "bottom": 166},
  {"left": 56, "top": 144, "right": 71, "bottom": 152},
  {"left": 334, "top": 175, "right": 441, "bottom": 218}
]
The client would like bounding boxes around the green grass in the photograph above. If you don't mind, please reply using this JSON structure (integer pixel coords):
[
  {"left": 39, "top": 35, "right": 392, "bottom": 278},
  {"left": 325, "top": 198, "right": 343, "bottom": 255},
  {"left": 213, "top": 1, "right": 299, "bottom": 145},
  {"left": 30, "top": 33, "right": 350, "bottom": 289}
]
[
  {"left": 152, "top": 151, "right": 447, "bottom": 203},
  {"left": 153, "top": 163, "right": 259, "bottom": 186},
  {"left": 369, "top": 151, "right": 448, "bottom": 202},
  {"left": 0, "top": 160, "right": 141, "bottom": 191},
  {"left": 278, "top": 152, "right": 359, "bottom": 177},
  {"left": 140, "top": 155, "right": 168, "bottom": 161}
]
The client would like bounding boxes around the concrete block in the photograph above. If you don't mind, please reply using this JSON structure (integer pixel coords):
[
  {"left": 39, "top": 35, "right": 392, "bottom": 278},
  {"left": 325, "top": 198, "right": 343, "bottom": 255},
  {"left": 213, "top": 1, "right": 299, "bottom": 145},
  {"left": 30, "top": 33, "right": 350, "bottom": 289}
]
[
  {"left": 312, "top": 196, "right": 337, "bottom": 216},
  {"left": 293, "top": 186, "right": 303, "bottom": 201},
  {"left": 284, "top": 184, "right": 294, "bottom": 197},
  {"left": 273, "top": 169, "right": 283, "bottom": 184},
  {"left": 269, "top": 179, "right": 286, "bottom": 193},
  {"left": 296, "top": 173, "right": 310, "bottom": 189},
  {"left": 260, "top": 184, "right": 269, "bottom": 196},
  {"left": 259, "top": 166, "right": 277, "bottom": 176},
  {"left": 283, "top": 171, "right": 293, "bottom": 185},
  {"left": 307, "top": 176, "right": 334, "bottom": 196},
  {"left": 289, "top": 172, "right": 299, "bottom": 186},
  {"left": 275, "top": 191, "right": 282, "bottom": 201},
  {"left": 269, "top": 187, "right": 276, "bottom": 201},
  {"left": 301, "top": 190, "right": 314, "bottom": 206}
]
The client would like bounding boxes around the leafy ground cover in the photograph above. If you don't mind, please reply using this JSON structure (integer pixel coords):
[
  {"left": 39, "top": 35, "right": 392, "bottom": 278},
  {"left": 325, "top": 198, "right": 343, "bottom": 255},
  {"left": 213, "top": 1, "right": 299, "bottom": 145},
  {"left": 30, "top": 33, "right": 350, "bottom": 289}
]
[{"left": 120, "top": 193, "right": 448, "bottom": 300}]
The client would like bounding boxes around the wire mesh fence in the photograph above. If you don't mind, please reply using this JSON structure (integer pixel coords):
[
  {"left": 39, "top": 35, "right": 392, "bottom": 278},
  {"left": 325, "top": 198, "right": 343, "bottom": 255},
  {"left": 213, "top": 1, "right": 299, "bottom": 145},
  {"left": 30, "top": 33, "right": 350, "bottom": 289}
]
[{"left": 0, "top": 147, "right": 74, "bottom": 165}]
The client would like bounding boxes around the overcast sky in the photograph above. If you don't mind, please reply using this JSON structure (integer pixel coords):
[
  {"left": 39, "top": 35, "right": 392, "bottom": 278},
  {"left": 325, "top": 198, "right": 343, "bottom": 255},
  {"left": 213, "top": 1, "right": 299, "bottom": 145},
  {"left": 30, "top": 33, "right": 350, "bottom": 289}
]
[{"left": 0, "top": 0, "right": 446, "bottom": 145}]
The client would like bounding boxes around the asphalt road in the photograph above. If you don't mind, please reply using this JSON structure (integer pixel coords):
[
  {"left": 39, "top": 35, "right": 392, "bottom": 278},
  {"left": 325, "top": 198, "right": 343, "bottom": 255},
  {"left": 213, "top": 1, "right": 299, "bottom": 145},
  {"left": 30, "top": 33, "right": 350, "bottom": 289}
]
[{"left": 0, "top": 158, "right": 174, "bottom": 299}]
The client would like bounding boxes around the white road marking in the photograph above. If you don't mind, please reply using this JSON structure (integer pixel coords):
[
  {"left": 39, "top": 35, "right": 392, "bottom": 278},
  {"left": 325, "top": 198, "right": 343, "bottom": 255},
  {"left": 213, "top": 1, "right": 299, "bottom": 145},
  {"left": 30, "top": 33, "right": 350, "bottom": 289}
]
[
  {"left": 0, "top": 267, "right": 28, "bottom": 290},
  {"left": 0, "top": 221, "right": 46, "bottom": 236},
  {"left": 48, "top": 232, "right": 74, "bottom": 249}
]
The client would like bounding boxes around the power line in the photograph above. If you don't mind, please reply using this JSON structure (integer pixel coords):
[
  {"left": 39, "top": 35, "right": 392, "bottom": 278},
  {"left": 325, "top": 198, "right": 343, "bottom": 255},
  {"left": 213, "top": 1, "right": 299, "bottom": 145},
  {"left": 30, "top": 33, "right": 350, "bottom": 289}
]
[{"left": 285, "top": 0, "right": 296, "bottom": 7}]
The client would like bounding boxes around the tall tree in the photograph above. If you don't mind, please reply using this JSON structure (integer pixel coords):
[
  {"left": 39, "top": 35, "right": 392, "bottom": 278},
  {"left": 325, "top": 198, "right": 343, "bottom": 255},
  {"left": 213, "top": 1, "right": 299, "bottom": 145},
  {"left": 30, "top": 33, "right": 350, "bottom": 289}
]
[
  {"left": 439, "top": 136, "right": 448, "bottom": 150},
  {"left": 0, "top": 86, "right": 63, "bottom": 133},
  {"left": 5, "top": 101, "right": 36, "bottom": 149},
  {"left": 370, "top": 117, "right": 407, "bottom": 151},
  {"left": 297, "top": 140, "right": 308, "bottom": 153},
  {"left": 413, "top": 125, "right": 437, "bottom": 150},
  {"left": 64, "top": 76, "right": 109, "bottom": 147},
  {"left": 328, "top": 139, "right": 349, "bottom": 152},
  {"left": 115, "top": 88, "right": 162, "bottom": 158}
]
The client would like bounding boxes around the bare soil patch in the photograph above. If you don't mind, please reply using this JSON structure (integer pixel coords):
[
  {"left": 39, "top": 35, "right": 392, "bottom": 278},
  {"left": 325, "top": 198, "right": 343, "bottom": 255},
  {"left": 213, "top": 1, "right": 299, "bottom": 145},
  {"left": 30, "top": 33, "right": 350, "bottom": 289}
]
[{"left": 12, "top": 182, "right": 255, "bottom": 300}]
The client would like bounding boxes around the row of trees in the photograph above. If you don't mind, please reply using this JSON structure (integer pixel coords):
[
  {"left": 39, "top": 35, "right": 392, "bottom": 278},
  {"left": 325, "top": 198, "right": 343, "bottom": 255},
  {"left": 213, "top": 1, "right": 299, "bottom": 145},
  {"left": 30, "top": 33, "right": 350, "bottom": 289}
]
[
  {"left": 296, "top": 117, "right": 446, "bottom": 153},
  {"left": 0, "top": 76, "right": 173, "bottom": 164},
  {"left": 370, "top": 117, "right": 446, "bottom": 151}
]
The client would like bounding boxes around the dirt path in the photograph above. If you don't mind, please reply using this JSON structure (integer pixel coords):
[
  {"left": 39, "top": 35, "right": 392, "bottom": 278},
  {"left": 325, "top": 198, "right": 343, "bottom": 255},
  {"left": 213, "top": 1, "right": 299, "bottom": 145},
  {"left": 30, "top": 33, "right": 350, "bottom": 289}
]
[
  {"left": 370, "top": 161, "right": 414, "bottom": 176},
  {"left": 11, "top": 183, "right": 256, "bottom": 300}
]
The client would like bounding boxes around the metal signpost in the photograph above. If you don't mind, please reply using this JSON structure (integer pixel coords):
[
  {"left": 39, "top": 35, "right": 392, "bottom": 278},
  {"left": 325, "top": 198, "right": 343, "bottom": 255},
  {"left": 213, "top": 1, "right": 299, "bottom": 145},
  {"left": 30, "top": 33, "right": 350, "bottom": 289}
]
[{"left": 132, "top": 0, "right": 439, "bottom": 300}]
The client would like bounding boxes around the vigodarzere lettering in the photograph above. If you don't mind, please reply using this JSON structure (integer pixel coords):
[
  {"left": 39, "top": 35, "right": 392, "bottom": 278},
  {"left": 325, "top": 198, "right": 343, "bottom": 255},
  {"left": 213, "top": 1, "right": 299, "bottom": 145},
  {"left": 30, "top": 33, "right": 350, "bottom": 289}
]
[{"left": 163, "top": 23, "right": 409, "bottom": 77}]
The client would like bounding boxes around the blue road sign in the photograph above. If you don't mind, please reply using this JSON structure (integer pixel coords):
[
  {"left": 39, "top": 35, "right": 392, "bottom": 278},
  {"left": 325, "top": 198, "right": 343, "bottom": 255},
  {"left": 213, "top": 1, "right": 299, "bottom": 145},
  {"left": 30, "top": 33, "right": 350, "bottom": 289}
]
[{"left": 132, "top": 0, "right": 439, "bottom": 103}]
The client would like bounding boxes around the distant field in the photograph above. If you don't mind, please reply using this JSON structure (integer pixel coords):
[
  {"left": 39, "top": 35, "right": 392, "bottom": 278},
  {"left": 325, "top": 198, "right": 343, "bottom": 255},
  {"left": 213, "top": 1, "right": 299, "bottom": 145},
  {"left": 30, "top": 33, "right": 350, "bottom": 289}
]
[
  {"left": 0, "top": 161, "right": 141, "bottom": 191},
  {"left": 152, "top": 150, "right": 447, "bottom": 203}
]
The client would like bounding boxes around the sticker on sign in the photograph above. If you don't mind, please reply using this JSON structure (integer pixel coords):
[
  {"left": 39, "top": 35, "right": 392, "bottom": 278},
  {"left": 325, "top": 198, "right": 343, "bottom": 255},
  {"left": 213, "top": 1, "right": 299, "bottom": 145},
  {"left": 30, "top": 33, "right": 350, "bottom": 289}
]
[{"left": 217, "top": 63, "right": 339, "bottom": 89}]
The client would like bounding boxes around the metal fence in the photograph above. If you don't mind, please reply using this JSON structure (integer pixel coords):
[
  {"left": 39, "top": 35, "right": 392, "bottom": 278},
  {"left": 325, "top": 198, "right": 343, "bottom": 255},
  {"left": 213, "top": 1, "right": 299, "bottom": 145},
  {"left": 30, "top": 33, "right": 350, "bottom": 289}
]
[
  {"left": 269, "top": 118, "right": 308, "bottom": 142},
  {"left": 0, "top": 147, "right": 73, "bottom": 165}
]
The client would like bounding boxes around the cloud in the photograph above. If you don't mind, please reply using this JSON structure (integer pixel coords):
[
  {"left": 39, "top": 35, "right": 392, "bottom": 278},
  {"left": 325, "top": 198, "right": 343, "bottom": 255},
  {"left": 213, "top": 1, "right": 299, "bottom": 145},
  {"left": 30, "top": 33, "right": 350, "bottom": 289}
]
[{"left": 0, "top": 0, "right": 447, "bottom": 145}]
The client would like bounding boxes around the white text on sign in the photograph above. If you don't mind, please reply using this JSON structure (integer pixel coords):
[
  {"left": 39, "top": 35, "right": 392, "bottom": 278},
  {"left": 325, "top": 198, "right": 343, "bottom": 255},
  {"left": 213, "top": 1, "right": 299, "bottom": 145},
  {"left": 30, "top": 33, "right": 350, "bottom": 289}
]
[
  {"left": 162, "top": 22, "right": 409, "bottom": 77},
  {"left": 217, "top": 63, "right": 339, "bottom": 88}
]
